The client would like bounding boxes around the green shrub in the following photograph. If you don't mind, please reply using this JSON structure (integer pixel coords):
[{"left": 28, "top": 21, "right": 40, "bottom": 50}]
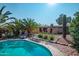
[
  {"left": 6, "top": 35, "right": 14, "bottom": 38},
  {"left": 6, "top": 33, "right": 17, "bottom": 38},
  {"left": 69, "top": 12, "right": 79, "bottom": 52},
  {"left": 6, "top": 33, "right": 18, "bottom": 38},
  {"left": 38, "top": 34, "right": 43, "bottom": 38},
  {"left": 50, "top": 37, "right": 54, "bottom": 41}
]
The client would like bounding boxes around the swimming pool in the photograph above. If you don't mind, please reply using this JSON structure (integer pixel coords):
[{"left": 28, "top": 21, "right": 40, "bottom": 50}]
[{"left": 0, "top": 39, "right": 52, "bottom": 56}]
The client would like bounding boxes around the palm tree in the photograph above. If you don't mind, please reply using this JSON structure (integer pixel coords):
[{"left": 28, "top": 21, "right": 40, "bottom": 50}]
[
  {"left": 74, "top": 11, "right": 79, "bottom": 16},
  {"left": 0, "top": 6, "right": 12, "bottom": 23},
  {"left": 21, "top": 18, "right": 38, "bottom": 37},
  {"left": 6, "top": 18, "right": 38, "bottom": 38},
  {"left": 6, "top": 18, "right": 24, "bottom": 37},
  {"left": 0, "top": 6, "right": 12, "bottom": 38}
]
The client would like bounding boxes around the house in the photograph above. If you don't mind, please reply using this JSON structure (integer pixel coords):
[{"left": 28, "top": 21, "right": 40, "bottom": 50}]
[{"left": 37, "top": 25, "right": 69, "bottom": 34}]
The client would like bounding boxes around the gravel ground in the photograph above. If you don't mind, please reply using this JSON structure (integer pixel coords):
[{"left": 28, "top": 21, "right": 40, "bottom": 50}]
[
  {"left": 33, "top": 34, "right": 79, "bottom": 56},
  {"left": 48, "top": 35, "right": 79, "bottom": 56}
]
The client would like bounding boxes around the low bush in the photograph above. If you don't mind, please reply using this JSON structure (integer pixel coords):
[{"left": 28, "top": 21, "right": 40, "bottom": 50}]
[
  {"left": 38, "top": 34, "right": 43, "bottom": 38},
  {"left": 43, "top": 35, "right": 48, "bottom": 39},
  {"left": 6, "top": 35, "right": 14, "bottom": 38},
  {"left": 50, "top": 36, "right": 54, "bottom": 41},
  {"left": 37, "top": 33, "right": 54, "bottom": 42}
]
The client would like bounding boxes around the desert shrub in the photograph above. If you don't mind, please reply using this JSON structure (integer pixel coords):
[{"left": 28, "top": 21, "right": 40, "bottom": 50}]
[
  {"left": 50, "top": 36, "right": 54, "bottom": 41},
  {"left": 43, "top": 35, "right": 48, "bottom": 39},
  {"left": 69, "top": 12, "right": 79, "bottom": 52},
  {"left": 38, "top": 34, "right": 43, "bottom": 38},
  {"left": 6, "top": 35, "right": 14, "bottom": 38}
]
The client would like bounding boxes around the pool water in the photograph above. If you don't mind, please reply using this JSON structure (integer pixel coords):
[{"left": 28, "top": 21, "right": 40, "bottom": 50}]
[{"left": 0, "top": 39, "right": 52, "bottom": 56}]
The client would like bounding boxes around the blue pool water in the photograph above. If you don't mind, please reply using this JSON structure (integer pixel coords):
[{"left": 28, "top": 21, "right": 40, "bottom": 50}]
[{"left": 0, "top": 39, "right": 52, "bottom": 56}]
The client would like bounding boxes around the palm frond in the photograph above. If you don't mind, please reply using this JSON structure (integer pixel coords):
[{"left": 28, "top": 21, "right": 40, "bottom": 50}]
[
  {"left": 0, "top": 6, "right": 6, "bottom": 15},
  {"left": 3, "top": 11, "right": 12, "bottom": 16}
]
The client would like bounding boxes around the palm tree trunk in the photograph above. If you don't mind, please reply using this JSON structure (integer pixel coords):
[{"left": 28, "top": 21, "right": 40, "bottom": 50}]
[
  {"left": 0, "top": 29, "right": 2, "bottom": 38},
  {"left": 0, "top": 33, "right": 2, "bottom": 38},
  {"left": 27, "top": 29, "right": 33, "bottom": 38}
]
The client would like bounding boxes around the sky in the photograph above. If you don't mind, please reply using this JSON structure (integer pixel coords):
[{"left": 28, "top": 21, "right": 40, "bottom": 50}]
[{"left": 0, "top": 3, "right": 79, "bottom": 25}]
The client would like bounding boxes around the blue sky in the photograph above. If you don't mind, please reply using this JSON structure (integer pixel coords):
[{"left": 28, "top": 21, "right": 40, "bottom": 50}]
[{"left": 0, "top": 3, "right": 79, "bottom": 25}]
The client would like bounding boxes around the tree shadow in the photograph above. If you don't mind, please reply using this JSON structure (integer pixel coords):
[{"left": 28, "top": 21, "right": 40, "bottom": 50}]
[
  {"left": 50, "top": 41, "right": 69, "bottom": 46},
  {"left": 50, "top": 37, "right": 73, "bottom": 47}
]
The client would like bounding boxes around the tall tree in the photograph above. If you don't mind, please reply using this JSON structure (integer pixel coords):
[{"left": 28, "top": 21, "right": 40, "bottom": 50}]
[
  {"left": 50, "top": 24, "right": 53, "bottom": 27},
  {"left": 0, "top": 6, "right": 12, "bottom": 23},
  {"left": 6, "top": 18, "right": 24, "bottom": 37},
  {"left": 56, "top": 14, "right": 71, "bottom": 25},
  {"left": 74, "top": 11, "right": 79, "bottom": 16},
  {"left": 56, "top": 14, "right": 72, "bottom": 39},
  {"left": 0, "top": 6, "right": 12, "bottom": 38},
  {"left": 62, "top": 15, "right": 66, "bottom": 39},
  {"left": 21, "top": 18, "right": 38, "bottom": 37},
  {"left": 5, "top": 18, "right": 39, "bottom": 38},
  {"left": 69, "top": 11, "right": 79, "bottom": 52}
]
